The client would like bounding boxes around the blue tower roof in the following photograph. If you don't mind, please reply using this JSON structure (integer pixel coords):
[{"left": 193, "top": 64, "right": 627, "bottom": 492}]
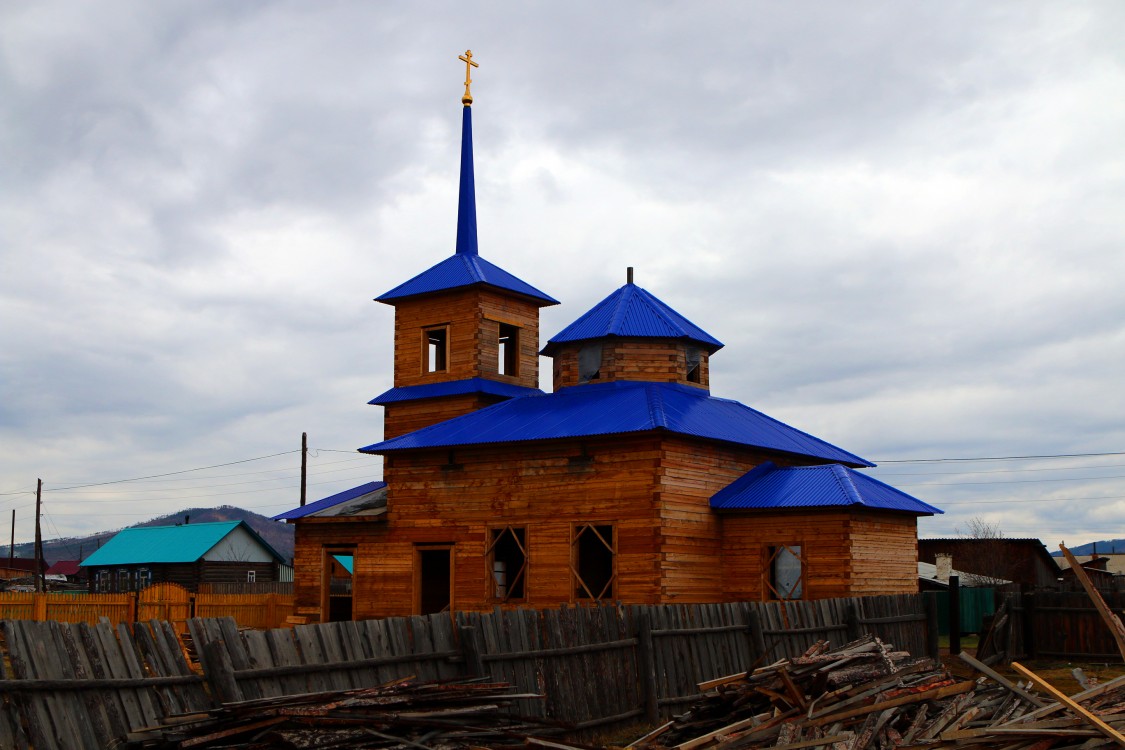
[
  {"left": 541, "top": 283, "right": 722, "bottom": 356},
  {"left": 376, "top": 105, "right": 557, "bottom": 306},
  {"left": 711, "top": 462, "right": 941, "bottom": 515},
  {"left": 361, "top": 380, "right": 872, "bottom": 467},
  {"left": 369, "top": 377, "right": 543, "bottom": 405}
]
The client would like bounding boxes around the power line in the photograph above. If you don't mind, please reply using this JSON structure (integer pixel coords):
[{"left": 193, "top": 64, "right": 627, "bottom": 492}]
[
  {"left": 43, "top": 450, "right": 303, "bottom": 491},
  {"left": 873, "top": 452, "right": 1125, "bottom": 463}
]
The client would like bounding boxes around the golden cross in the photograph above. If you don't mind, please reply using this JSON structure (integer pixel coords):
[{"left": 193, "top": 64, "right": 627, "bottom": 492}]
[{"left": 459, "top": 49, "right": 479, "bottom": 105}]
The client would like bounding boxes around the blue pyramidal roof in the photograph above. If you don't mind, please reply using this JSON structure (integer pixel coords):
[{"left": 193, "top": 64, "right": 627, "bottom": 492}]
[
  {"left": 376, "top": 105, "right": 557, "bottom": 306},
  {"left": 362, "top": 380, "right": 871, "bottom": 467},
  {"left": 541, "top": 283, "right": 722, "bottom": 355},
  {"left": 711, "top": 462, "right": 941, "bottom": 515}
]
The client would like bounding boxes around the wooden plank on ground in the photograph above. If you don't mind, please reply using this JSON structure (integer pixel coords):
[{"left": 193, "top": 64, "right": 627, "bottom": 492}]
[{"left": 1011, "top": 661, "right": 1125, "bottom": 746}]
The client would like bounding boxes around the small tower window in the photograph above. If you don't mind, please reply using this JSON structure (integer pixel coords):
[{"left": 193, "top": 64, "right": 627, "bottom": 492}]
[
  {"left": 686, "top": 347, "right": 702, "bottom": 383},
  {"left": 578, "top": 343, "right": 602, "bottom": 384},
  {"left": 423, "top": 326, "right": 449, "bottom": 373},
  {"left": 498, "top": 323, "right": 519, "bottom": 376}
]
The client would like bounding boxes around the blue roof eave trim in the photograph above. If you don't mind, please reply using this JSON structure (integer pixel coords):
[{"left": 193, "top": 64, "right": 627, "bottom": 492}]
[{"left": 369, "top": 378, "right": 543, "bottom": 406}]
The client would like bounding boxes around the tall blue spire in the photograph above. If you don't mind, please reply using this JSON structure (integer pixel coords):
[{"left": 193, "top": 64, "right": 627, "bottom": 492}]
[{"left": 455, "top": 104, "right": 478, "bottom": 256}]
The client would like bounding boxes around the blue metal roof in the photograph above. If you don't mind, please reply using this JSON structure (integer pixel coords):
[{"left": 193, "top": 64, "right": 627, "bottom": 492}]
[
  {"left": 376, "top": 253, "right": 558, "bottom": 305},
  {"left": 80, "top": 521, "right": 284, "bottom": 566},
  {"left": 273, "top": 481, "right": 387, "bottom": 521},
  {"left": 711, "top": 462, "right": 942, "bottom": 515},
  {"left": 541, "top": 283, "right": 723, "bottom": 356},
  {"left": 369, "top": 378, "right": 542, "bottom": 405},
  {"left": 362, "top": 380, "right": 872, "bottom": 467}
]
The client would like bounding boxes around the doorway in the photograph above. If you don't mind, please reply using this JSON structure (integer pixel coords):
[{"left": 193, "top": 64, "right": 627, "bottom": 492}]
[{"left": 415, "top": 545, "right": 453, "bottom": 615}]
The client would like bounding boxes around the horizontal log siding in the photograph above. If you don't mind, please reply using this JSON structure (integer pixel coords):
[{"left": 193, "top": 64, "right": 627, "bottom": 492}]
[
  {"left": 390, "top": 289, "right": 540, "bottom": 390},
  {"left": 551, "top": 339, "right": 709, "bottom": 389},
  {"left": 655, "top": 438, "right": 764, "bottom": 602},
  {"left": 847, "top": 511, "right": 920, "bottom": 595},
  {"left": 720, "top": 509, "right": 921, "bottom": 601}
]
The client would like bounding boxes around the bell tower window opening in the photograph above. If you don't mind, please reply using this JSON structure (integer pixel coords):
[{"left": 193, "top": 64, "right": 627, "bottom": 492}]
[
  {"left": 686, "top": 347, "right": 702, "bottom": 384},
  {"left": 486, "top": 526, "right": 527, "bottom": 601},
  {"left": 572, "top": 524, "right": 615, "bottom": 601},
  {"left": 423, "top": 326, "right": 449, "bottom": 373},
  {"left": 577, "top": 343, "right": 602, "bottom": 384},
  {"left": 498, "top": 323, "right": 519, "bottom": 376}
]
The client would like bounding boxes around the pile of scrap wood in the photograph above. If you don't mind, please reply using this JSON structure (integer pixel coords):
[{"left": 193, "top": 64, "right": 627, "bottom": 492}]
[
  {"left": 125, "top": 676, "right": 561, "bottom": 749},
  {"left": 629, "top": 635, "right": 1125, "bottom": 750}
]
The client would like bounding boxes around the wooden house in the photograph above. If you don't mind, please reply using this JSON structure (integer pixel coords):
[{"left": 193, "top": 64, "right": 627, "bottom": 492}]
[
  {"left": 276, "top": 80, "right": 941, "bottom": 621},
  {"left": 80, "top": 520, "right": 286, "bottom": 593},
  {"left": 918, "top": 538, "right": 1059, "bottom": 590}
]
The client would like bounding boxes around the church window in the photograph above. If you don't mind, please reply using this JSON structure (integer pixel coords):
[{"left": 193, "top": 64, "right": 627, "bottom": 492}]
[
  {"left": 578, "top": 343, "right": 602, "bottom": 383},
  {"left": 486, "top": 526, "right": 527, "bottom": 601},
  {"left": 572, "top": 524, "right": 615, "bottom": 600},
  {"left": 686, "top": 347, "right": 702, "bottom": 383},
  {"left": 765, "top": 544, "right": 804, "bottom": 600},
  {"left": 423, "top": 326, "right": 449, "bottom": 372},
  {"left": 498, "top": 323, "right": 519, "bottom": 376}
]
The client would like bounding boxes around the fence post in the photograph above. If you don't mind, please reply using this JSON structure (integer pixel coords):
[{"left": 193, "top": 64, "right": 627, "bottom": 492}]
[
  {"left": 845, "top": 604, "right": 861, "bottom": 641},
  {"left": 33, "top": 593, "right": 47, "bottom": 622},
  {"left": 459, "top": 625, "right": 486, "bottom": 678},
  {"left": 1022, "top": 592, "right": 1036, "bottom": 659},
  {"left": 949, "top": 575, "right": 961, "bottom": 656},
  {"left": 747, "top": 608, "right": 767, "bottom": 665},
  {"left": 922, "top": 591, "right": 940, "bottom": 661},
  {"left": 634, "top": 610, "right": 660, "bottom": 724},
  {"left": 127, "top": 592, "right": 137, "bottom": 624}
]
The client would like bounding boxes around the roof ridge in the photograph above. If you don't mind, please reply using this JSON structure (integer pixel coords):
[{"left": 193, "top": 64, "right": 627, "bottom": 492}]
[
  {"left": 829, "top": 464, "right": 865, "bottom": 506},
  {"left": 646, "top": 382, "right": 669, "bottom": 429}
]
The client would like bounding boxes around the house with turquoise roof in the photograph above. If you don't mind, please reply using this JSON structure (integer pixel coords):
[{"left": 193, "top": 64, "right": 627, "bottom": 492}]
[{"left": 80, "top": 520, "right": 285, "bottom": 593}]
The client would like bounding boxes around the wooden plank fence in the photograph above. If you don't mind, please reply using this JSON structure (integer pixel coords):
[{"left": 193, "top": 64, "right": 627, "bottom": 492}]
[
  {"left": 0, "top": 593, "right": 937, "bottom": 747},
  {"left": 990, "top": 591, "right": 1125, "bottom": 663},
  {"left": 0, "top": 587, "right": 295, "bottom": 630}
]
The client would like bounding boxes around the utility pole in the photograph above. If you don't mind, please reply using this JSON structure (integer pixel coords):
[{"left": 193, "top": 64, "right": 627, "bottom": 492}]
[
  {"left": 300, "top": 432, "right": 308, "bottom": 507},
  {"left": 34, "top": 479, "right": 43, "bottom": 593},
  {"left": 7, "top": 509, "right": 13, "bottom": 573}
]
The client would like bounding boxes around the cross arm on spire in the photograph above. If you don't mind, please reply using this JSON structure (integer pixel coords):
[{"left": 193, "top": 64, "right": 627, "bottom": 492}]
[{"left": 459, "top": 50, "right": 479, "bottom": 105}]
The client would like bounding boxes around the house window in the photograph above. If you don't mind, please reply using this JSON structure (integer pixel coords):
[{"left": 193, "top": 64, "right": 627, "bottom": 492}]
[
  {"left": 486, "top": 527, "right": 527, "bottom": 601},
  {"left": 423, "top": 326, "right": 449, "bottom": 372},
  {"left": 247, "top": 570, "right": 256, "bottom": 583},
  {"left": 117, "top": 569, "right": 130, "bottom": 592},
  {"left": 766, "top": 544, "right": 804, "bottom": 600},
  {"left": 498, "top": 323, "right": 519, "bottom": 376},
  {"left": 137, "top": 568, "right": 152, "bottom": 590},
  {"left": 572, "top": 524, "right": 615, "bottom": 601},
  {"left": 96, "top": 570, "right": 110, "bottom": 592}
]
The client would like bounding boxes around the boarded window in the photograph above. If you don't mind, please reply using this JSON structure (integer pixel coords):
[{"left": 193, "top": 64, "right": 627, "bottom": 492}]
[
  {"left": 498, "top": 323, "right": 519, "bottom": 376},
  {"left": 578, "top": 343, "right": 603, "bottom": 384},
  {"left": 572, "top": 524, "right": 615, "bottom": 600},
  {"left": 424, "top": 326, "right": 449, "bottom": 372},
  {"left": 486, "top": 526, "right": 527, "bottom": 601},
  {"left": 766, "top": 545, "right": 804, "bottom": 600}
]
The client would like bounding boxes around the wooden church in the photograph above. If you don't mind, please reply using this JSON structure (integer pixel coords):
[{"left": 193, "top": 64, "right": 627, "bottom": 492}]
[{"left": 276, "top": 55, "right": 941, "bottom": 622}]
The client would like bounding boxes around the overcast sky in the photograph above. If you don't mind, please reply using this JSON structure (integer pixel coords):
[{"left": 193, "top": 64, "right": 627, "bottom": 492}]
[{"left": 2, "top": 1, "right": 1124, "bottom": 550}]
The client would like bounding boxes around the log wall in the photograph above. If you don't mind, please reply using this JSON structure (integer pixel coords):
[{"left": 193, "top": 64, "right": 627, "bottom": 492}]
[{"left": 551, "top": 338, "right": 710, "bottom": 389}]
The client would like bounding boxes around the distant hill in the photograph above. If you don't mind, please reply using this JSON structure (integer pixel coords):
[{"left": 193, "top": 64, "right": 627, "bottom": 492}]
[
  {"left": 8, "top": 506, "right": 295, "bottom": 564},
  {"left": 1050, "top": 539, "right": 1125, "bottom": 557}
]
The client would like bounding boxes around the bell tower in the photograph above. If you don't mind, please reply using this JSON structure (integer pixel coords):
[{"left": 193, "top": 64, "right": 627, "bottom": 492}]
[{"left": 371, "top": 52, "right": 558, "bottom": 440}]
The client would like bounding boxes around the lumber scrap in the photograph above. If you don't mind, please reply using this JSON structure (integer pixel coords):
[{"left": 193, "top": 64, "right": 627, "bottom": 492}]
[{"left": 1010, "top": 662, "right": 1125, "bottom": 746}]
